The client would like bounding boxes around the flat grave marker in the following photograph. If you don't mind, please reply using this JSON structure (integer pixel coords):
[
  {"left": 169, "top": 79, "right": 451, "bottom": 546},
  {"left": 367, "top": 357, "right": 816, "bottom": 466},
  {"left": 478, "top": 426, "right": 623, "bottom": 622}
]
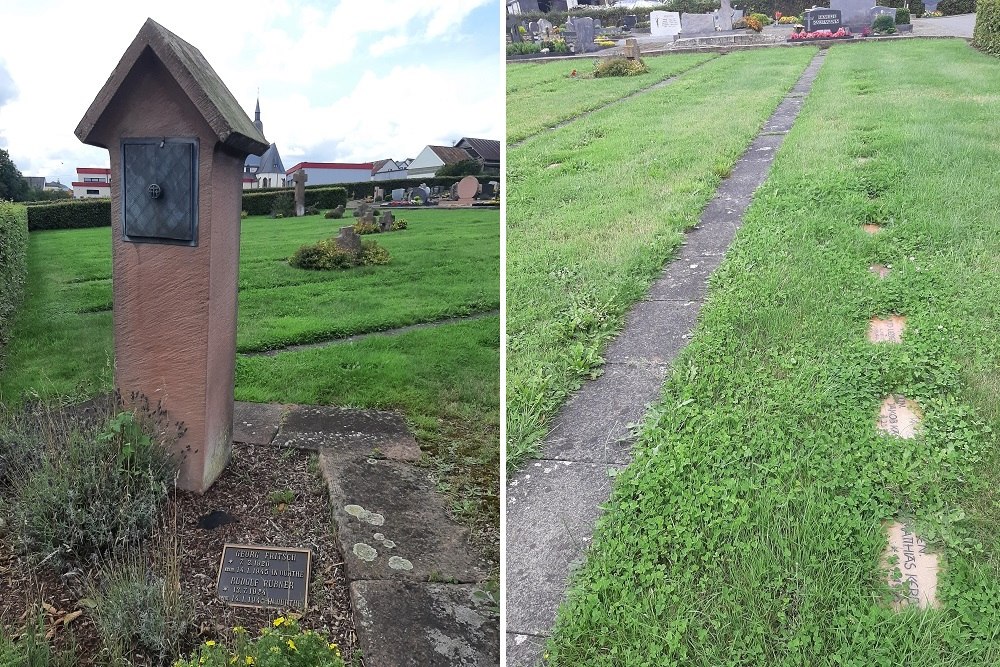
[
  {"left": 884, "top": 522, "right": 940, "bottom": 610},
  {"left": 877, "top": 395, "right": 921, "bottom": 439},
  {"left": 863, "top": 224, "right": 882, "bottom": 235},
  {"left": 869, "top": 264, "right": 891, "bottom": 278},
  {"left": 217, "top": 544, "right": 312, "bottom": 611},
  {"left": 868, "top": 314, "right": 906, "bottom": 343}
]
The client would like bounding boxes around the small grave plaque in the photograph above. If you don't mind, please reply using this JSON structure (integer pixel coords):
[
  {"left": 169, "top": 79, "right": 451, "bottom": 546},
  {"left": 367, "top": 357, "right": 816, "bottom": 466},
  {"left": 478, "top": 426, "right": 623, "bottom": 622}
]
[
  {"left": 217, "top": 544, "right": 311, "bottom": 610},
  {"left": 884, "top": 522, "right": 939, "bottom": 610},
  {"left": 862, "top": 224, "right": 882, "bottom": 235},
  {"left": 877, "top": 395, "right": 921, "bottom": 439},
  {"left": 868, "top": 314, "right": 906, "bottom": 343},
  {"left": 869, "top": 264, "right": 891, "bottom": 278}
]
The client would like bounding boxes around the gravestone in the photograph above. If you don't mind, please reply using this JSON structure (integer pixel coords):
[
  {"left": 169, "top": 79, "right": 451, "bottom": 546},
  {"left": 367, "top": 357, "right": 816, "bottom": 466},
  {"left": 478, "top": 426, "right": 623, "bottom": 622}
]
[
  {"left": 335, "top": 225, "right": 362, "bottom": 254},
  {"left": 867, "top": 314, "right": 906, "bottom": 343},
  {"left": 870, "top": 5, "right": 897, "bottom": 22},
  {"left": 528, "top": 21, "right": 540, "bottom": 39},
  {"left": 924, "top": 0, "right": 939, "bottom": 10},
  {"left": 217, "top": 544, "right": 312, "bottom": 610},
  {"left": 409, "top": 186, "right": 430, "bottom": 202},
  {"left": 804, "top": 7, "right": 844, "bottom": 31},
  {"left": 330, "top": 204, "right": 345, "bottom": 218},
  {"left": 360, "top": 208, "right": 376, "bottom": 226},
  {"left": 884, "top": 522, "right": 939, "bottom": 610},
  {"left": 293, "top": 170, "right": 307, "bottom": 217},
  {"left": 869, "top": 264, "right": 891, "bottom": 278},
  {"left": 354, "top": 201, "right": 372, "bottom": 218},
  {"left": 717, "top": 0, "right": 735, "bottom": 30},
  {"left": 480, "top": 182, "right": 496, "bottom": 200},
  {"left": 593, "top": 19, "right": 602, "bottom": 29},
  {"left": 379, "top": 210, "right": 394, "bottom": 232},
  {"left": 374, "top": 186, "right": 384, "bottom": 201},
  {"left": 863, "top": 224, "right": 882, "bottom": 234},
  {"left": 507, "top": 17, "right": 523, "bottom": 43},
  {"left": 572, "top": 17, "right": 596, "bottom": 53},
  {"left": 623, "top": 14, "right": 638, "bottom": 30},
  {"left": 682, "top": 12, "right": 717, "bottom": 34},
  {"left": 831, "top": 0, "right": 876, "bottom": 29},
  {"left": 456, "top": 175, "right": 479, "bottom": 201},
  {"left": 391, "top": 188, "right": 405, "bottom": 202},
  {"left": 650, "top": 11, "right": 682, "bottom": 37},
  {"left": 449, "top": 183, "right": 460, "bottom": 200},
  {"left": 538, "top": 18, "right": 554, "bottom": 37},
  {"left": 623, "top": 37, "right": 640, "bottom": 59},
  {"left": 733, "top": 9, "right": 745, "bottom": 20},
  {"left": 877, "top": 395, "right": 921, "bottom": 439},
  {"left": 74, "top": 19, "right": 268, "bottom": 493}
]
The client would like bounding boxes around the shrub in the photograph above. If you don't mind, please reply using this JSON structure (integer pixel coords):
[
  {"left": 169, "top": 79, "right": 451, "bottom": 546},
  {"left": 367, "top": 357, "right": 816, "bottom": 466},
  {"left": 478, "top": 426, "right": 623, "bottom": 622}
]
[
  {"left": 87, "top": 547, "right": 193, "bottom": 665},
  {"left": 746, "top": 15, "right": 764, "bottom": 31},
  {"left": 895, "top": 6, "right": 911, "bottom": 23},
  {"left": 872, "top": 14, "right": 896, "bottom": 32},
  {"left": 289, "top": 240, "right": 358, "bottom": 270},
  {"left": 360, "top": 239, "right": 391, "bottom": 265},
  {"left": 974, "top": 0, "right": 1000, "bottom": 54},
  {"left": 175, "top": 618, "right": 344, "bottom": 667},
  {"left": 270, "top": 191, "right": 294, "bottom": 218},
  {"left": 353, "top": 221, "right": 380, "bottom": 235},
  {"left": 937, "top": 0, "right": 974, "bottom": 14},
  {"left": 750, "top": 12, "right": 774, "bottom": 24},
  {"left": 391, "top": 218, "right": 408, "bottom": 231},
  {"left": 11, "top": 406, "right": 176, "bottom": 572},
  {"left": 0, "top": 202, "right": 27, "bottom": 366},
  {"left": 594, "top": 56, "right": 650, "bottom": 77},
  {"left": 507, "top": 41, "right": 542, "bottom": 56},
  {"left": 540, "top": 38, "right": 571, "bottom": 52},
  {"left": 242, "top": 187, "right": 347, "bottom": 217},
  {"left": 778, "top": 15, "right": 801, "bottom": 23},
  {"left": 733, "top": 17, "right": 748, "bottom": 28},
  {"left": 25, "top": 198, "right": 111, "bottom": 231},
  {"left": 324, "top": 207, "right": 344, "bottom": 219},
  {"left": 240, "top": 210, "right": 248, "bottom": 219}
]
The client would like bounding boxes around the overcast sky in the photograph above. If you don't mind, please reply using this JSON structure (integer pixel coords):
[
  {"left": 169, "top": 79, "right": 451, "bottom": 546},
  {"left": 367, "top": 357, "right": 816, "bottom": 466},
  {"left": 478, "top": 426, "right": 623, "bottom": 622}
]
[{"left": 0, "top": 0, "right": 501, "bottom": 186}]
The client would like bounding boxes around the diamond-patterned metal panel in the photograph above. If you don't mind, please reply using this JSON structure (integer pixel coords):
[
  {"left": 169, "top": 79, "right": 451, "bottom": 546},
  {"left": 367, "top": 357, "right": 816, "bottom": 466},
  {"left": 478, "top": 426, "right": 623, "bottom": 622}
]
[{"left": 121, "top": 138, "right": 198, "bottom": 244}]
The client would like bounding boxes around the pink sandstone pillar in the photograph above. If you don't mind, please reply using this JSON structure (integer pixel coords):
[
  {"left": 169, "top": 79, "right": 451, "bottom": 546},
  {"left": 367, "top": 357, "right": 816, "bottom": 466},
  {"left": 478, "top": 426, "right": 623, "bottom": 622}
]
[{"left": 75, "top": 19, "right": 268, "bottom": 492}]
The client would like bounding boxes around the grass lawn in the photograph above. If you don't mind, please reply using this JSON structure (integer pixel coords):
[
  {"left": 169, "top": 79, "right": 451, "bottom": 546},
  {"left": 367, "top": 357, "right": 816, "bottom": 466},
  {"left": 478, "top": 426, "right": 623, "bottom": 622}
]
[
  {"left": 506, "top": 52, "right": 718, "bottom": 144},
  {"left": 0, "top": 208, "right": 499, "bottom": 400},
  {"left": 547, "top": 39, "right": 1000, "bottom": 665},
  {"left": 0, "top": 209, "right": 500, "bottom": 566},
  {"left": 506, "top": 47, "right": 817, "bottom": 470}
]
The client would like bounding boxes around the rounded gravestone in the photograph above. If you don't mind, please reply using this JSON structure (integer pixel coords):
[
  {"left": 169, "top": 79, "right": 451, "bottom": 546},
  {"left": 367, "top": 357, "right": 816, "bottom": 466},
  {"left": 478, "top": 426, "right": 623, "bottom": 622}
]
[{"left": 456, "top": 175, "right": 479, "bottom": 200}]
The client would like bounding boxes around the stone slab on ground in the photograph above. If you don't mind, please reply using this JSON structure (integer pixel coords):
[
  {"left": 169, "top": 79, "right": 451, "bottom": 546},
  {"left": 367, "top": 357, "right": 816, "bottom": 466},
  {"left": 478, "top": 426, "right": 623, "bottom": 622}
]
[
  {"left": 351, "top": 581, "right": 499, "bottom": 667},
  {"left": 319, "top": 452, "right": 486, "bottom": 584},
  {"left": 603, "top": 298, "right": 701, "bottom": 365},
  {"left": 506, "top": 633, "right": 547, "bottom": 667},
  {"left": 506, "top": 462, "right": 624, "bottom": 636},
  {"left": 273, "top": 405, "right": 420, "bottom": 461},
  {"left": 232, "top": 401, "right": 287, "bottom": 445}
]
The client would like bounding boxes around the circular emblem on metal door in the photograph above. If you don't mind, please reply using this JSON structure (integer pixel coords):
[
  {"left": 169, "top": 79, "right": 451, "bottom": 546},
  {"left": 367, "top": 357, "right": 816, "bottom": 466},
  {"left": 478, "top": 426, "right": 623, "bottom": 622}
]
[{"left": 148, "top": 183, "right": 162, "bottom": 199}]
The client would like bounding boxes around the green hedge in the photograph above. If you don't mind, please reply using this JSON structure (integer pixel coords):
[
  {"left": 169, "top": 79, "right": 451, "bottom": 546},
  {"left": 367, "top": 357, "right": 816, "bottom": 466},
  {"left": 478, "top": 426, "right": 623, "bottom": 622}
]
[
  {"left": 241, "top": 186, "right": 347, "bottom": 216},
  {"left": 346, "top": 176, "right": 497, "bottom": 200},
  {"left": 26, "top": 199, "right": 111, "bottom": 231},
  {"left": 937, "top": 0, "right": 976, "bottom": 13},
  {"left": 0, "top": 202, "right": 28, "bottom": 367},
  {"left": 974, "top": 0, "right": 1000, "bottom": 54}
]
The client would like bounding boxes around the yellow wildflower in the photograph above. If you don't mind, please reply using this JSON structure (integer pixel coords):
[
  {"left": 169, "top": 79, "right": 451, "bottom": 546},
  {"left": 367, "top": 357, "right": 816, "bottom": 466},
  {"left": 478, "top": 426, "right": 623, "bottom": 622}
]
[
  {"left": 329, "top": 643, "right": 338, "bottom": 650},
  {"left": 273, "top": 617, "right": 285, "bottom": 627},
  {"left": 245, "top": 658, "right": 255, "bottom": 666},
  {"left": 205, "top": 641, "right": 216, "bottom": 647},
  {"left": 287, "top": 639, "right": 297, "bottom": 651}
]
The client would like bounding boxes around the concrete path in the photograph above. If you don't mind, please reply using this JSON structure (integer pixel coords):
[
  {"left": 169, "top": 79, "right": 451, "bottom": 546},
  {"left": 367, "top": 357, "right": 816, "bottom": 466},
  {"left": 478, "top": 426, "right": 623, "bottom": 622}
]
[
  {"left": 232, "top": 402, "right": 499, "bottom": 666},
  {"left": 911, "top": 13, "right": 975, "bottom": 38},
  {"left": 504, "top": 50, "right": 828, "bottom": 667}
]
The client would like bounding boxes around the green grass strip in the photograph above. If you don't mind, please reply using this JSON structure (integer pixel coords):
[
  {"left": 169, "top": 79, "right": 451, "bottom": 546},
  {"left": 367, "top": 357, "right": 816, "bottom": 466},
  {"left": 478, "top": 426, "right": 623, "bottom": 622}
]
[
  {"left": 506, "top": 52, "right": 718, "bottom": 145},
  {"left": 0, "top": 209, "right": 498, "bottom": 401},
  {"left": 546, "top": 39, "right": 1000, "bottom": 665},
  {"left": 505, "top": 47, "right": 817, "bottom": 470}
]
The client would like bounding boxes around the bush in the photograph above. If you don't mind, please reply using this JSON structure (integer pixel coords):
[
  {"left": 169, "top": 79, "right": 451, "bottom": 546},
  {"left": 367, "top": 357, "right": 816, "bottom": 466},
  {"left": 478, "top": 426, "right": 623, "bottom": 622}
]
[
  {"left": 325, "top": 206, "right": 344, "bottom": 219},
  {"left": 391, "top": 218, "right": 408, "bottom": 231},
  {"left": 974, "top": 0, "right": 1000, "bottom": 54},
  {"left": 894, "top": 7, "right": 911, "bottom": 23},
  {"left": 360, "top": 239, "right": 391, "bottom": 265},
  {"left": 750, "top": 12, "right": 774, "bottom": 24},
  {"left": 25, "top": 198, "right": 111, "bottom": 231},
  {"left": 507, "top": 42, "right": 541, "bottom": 56},
  {"left": 11, "top": 406, "right": 176, "bottom": 571},
  {"left": 937, "top": 0, "right": 975, "bottom": 14},
  {"left": 87, "top": 548, "right": 193, "bottom": 665},
  {"left": 746, "top": 15, "right": 764, "bottom": 30},
  {"left": 594, "top": 56, "right": 650, "bottom": 77},
  {"left": 0, "top": 202, "right": 27, "bottom": 367},
  {"left": 778, "top": 15, "right": 800, "bottom": 23},
  {"left": 353, "top": 221, "right": 380, "bottom": 235},
  {"left": 242, "top": 187, "right": 347, "bottom": 217},
  {"left": 270, "top": 191, "right": 294, "bottom": 218},
  {"left": 540, "top": 38, "right": 571, "bottom": 52},
  {"left": 872, "top": 14, "right": 896, "bottom": 32},
  {"left": 290, "top": 237, "right": 390, "bottom": 270},
  {"left": 175, "top": 618, "right": 344, "bottom": 667}
]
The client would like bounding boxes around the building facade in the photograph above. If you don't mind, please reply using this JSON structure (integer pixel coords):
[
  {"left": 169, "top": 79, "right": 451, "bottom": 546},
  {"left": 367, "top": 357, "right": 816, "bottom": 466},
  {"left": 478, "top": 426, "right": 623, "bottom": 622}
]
[
  {"left": 285, "top": 162, "right": 374, "bottom": 185},
  {"left": 73, "top": 167, "right": 111, "bottom": 198}
]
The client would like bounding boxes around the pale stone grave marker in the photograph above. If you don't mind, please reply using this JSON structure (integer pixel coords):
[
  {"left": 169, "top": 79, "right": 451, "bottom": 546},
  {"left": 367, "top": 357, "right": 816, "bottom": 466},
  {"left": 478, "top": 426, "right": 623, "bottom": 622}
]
[
  {"left": 293, "top": 169, "right": 307, "bottom": 217},
  {"left": 573, "top": 17, "right": 596, "bottom": 53},
  {"left": 391, "top": 188, "right": 405, "bottom": 202},
  {"left": 650, "top": 11, "right": 682, "bottom": 37},
  {"left": 623, "top": 37, "right": 640, "bottom": 59},
  {"left": 456, "top": 175, "right": 479, "bottom": 202},
  {"left": 869, "top": 264, "right": 891, "bottom": 278},
  {"left": 883, "top": 522, "right": 939, "bottom": 610},
  {"left": 868, "top": 314, "right": 906, "bottom": 343},
  {"left": 336, "top": 226, "right": 362, "bottom": 254},
  {"left": 877, "top": 395, "right": 921, "bottom": 439},
  {"left": 538, "top": 18, "right": 553, "bottom": 38},
  {"left": 717, "top": 0, "right": 735, "bottom": 30},
  {"left": 681, "top": 13, "right": 717, "bottom": 35},
  {"left": 863, "top": 224, "right": 882, "bottom": 234}
]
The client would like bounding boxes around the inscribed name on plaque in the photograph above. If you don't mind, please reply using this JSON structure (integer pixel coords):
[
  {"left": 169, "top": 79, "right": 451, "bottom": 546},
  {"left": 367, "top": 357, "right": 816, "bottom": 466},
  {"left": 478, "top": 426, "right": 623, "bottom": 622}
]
[
  {"left": 884, "top": 521, "right": 939, "bottom": 610},
  {"left": 867, "top": 314, "right": 906, "bottom": 343},
  {"left": 877, "top": 395, "right": 921, "bottom": 439},
  {"left": 217, "top": 544, "right": 312, "bottom": 610}
]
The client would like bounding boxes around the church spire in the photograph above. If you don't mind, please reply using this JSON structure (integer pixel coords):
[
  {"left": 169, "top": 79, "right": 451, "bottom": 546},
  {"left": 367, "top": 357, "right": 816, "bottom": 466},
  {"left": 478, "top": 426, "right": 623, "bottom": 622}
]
[{"left": 253, "top": 95, "right": 263, "bottom": 135}]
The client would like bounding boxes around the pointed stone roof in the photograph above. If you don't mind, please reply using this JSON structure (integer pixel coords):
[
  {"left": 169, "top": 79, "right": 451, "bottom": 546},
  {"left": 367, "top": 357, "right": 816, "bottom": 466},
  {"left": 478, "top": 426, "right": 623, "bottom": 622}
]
[
  {"left": 256, "top": 143, "right": 285, "bottom": 174},
  {"left": 76, "top": 18, "right": 268, "bottom": 157}
]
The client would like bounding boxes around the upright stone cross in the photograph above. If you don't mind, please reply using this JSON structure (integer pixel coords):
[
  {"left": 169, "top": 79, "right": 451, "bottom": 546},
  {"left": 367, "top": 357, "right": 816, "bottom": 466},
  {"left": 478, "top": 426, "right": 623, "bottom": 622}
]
[{"left": 293, "top": 169, "right": 308, "bottom": 217}]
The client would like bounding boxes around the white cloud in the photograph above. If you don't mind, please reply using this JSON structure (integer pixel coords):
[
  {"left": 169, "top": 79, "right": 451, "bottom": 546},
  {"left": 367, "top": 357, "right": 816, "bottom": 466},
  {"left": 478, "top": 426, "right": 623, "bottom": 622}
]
[{"left": 0, "top": 0, "right": 499, "bottom": 184}]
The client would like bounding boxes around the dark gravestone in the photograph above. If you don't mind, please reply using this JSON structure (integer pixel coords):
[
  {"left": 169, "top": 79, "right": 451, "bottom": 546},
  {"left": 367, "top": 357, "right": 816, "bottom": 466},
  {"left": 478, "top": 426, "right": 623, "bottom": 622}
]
[
  {"left": 507, "top": 17, "right": 523, "bottom": 43},
  {"left": 573, "top": 17, "right": 596, "bottom": 53},
  {"left": 623, "top": 15, "right": 638, "bottom": 30},
  {"left": 353, "top": 201, "right": 372, "bottom": 218},
  {"left": 480, "top": 182, "right": 496, "bottom": 200},
  {"left": 361, "top": 208, "right": 376, "bottom": 226},
  {"left": 217, "top": 544, "right": 312, "bottom": 611},
  {"left": 804, "top": 7, "right": 844, "bottom": 31},
  {"left": 379, "top": 210, "right": 394, "bottom": 232}
]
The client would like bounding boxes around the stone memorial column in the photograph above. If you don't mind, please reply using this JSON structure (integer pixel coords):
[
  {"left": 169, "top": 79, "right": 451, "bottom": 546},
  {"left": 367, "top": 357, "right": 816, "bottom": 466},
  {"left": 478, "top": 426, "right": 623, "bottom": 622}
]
[
  {"left": 75, "top": 18, "right": 268, "bottom": 493},
  {"left": 293, "top": 169, "right": 308, "bottom": 217}
]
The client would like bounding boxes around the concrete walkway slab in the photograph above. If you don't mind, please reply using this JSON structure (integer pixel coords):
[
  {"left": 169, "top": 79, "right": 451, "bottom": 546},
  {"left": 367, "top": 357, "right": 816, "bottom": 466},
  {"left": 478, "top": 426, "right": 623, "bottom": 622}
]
[
  {"left": 505, "top": 50, "right": 828, "bottom": 667},
  {"left": 273, "top": 404, "right": 420, "bottom": 461},
  {"left": 232, "top": 401, "right": 287, "bottom": 445}
]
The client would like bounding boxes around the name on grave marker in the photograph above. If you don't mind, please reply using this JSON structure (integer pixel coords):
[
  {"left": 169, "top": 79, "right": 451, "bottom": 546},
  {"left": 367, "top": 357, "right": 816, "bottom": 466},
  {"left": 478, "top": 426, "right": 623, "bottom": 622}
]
[
  {"left": 804, "top": 8, "right": 843, "bottom": 31},
  {"left": 884, "top": 521, "right": 939, "bottom": 610},
  {"left": 877, "top": 395, "right": 921, "bottom": 439},
  {"left": 217, "top": 544, "right": 312, "bottom": 610}
]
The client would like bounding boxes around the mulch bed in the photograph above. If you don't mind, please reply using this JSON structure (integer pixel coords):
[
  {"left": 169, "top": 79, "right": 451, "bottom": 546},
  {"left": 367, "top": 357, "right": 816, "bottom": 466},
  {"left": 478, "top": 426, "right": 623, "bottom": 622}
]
[{"left": 0, "top": 441, "right": 355, "bottom": 665}]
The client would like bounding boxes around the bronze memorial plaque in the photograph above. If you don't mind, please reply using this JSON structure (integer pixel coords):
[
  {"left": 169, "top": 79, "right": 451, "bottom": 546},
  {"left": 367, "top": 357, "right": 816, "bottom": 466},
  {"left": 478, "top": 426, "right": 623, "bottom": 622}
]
[{"left": 217, "top": 544, "right": 312, "bottom": 610}]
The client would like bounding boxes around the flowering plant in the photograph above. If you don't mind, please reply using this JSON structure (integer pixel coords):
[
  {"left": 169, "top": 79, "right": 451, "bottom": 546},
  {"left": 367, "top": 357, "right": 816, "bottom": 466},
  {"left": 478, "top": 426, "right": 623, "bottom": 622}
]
[
  {"left": 173, "top": 618, "right": 344, "bottom": 667},
  {"left": 788, "top": 27, "right": 852, "bottom": 40}
]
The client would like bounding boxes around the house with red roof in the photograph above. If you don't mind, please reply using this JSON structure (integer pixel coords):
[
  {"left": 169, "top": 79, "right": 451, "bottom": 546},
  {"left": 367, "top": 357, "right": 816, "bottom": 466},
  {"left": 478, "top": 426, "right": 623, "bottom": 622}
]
[{"left": 73, "top": 167, "right": 111, "bottom": 198}]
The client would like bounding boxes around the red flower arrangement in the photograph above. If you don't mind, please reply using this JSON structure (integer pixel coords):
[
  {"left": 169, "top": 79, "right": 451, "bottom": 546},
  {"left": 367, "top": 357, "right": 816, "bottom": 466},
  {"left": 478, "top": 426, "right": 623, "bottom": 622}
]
[{"left": 788, "top": 26, "right": 851, "bottom": 40}]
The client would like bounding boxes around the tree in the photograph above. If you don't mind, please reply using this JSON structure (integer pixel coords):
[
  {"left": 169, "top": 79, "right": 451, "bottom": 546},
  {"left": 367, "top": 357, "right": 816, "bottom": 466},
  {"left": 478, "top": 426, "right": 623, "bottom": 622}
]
[
  {"left": 436, "top": 158, "right": 483, "bottom": 178},
  {"left": 0, "top": 148, "right": 30, "bottom": 201}
]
